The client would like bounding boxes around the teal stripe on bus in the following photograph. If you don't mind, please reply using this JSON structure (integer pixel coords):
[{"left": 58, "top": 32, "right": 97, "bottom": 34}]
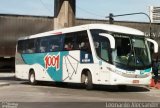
[{"left": 22, "top": 52, "right": 69, "bottom": 81}]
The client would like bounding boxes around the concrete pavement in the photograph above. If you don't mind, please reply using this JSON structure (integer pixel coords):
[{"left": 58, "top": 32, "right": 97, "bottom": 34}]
[
  {"left": 0, "top": 72, "right": 15, "bottom": 78},
  {"left": 1, "top": 72, "right": 160, "bottom": 108}
]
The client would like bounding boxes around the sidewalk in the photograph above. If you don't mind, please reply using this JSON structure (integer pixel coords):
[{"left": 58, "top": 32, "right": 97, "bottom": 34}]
[
  {"left": 0, "top": 72, "right": 15, "bottom": 86},
  {"left": 0, "top": 82, "right": 10, "bottom": 86},
  {"left": 0, "top": 72, "right": 15, "bottom": 78}
]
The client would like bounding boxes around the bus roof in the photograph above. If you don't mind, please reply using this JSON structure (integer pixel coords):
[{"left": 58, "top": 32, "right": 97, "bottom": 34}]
[{"left": 18, "top": 24, "right": 144, "bottom": 40}]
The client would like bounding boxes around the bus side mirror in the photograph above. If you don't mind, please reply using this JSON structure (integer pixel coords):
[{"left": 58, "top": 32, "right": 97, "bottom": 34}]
[
  {"left": 146, "top": 38, "right": 158, "bottom": 53},
  {"left": 99, "top": 33, "right": 115, "bottom": 49}
]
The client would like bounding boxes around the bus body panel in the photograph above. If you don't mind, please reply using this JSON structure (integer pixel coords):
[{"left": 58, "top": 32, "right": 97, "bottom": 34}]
[{"left": 16, "top": 50, "right": 99, "bottom": 84}]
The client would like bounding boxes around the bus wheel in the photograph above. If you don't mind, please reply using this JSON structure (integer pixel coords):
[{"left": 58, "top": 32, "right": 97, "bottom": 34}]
[
  {"left": 29, "top": 70, "right": 37, "bottom": 85},
  {"left": 81, "top": 71, "right": 93, "bottom": 90}
]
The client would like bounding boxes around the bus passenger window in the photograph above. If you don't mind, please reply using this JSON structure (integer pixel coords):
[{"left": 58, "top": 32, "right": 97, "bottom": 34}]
[
  {"left": 17, "top": 40, "right": 26, "bottom": 54},
  {"left": 48, "top": 36, "right": 62, "bottom": 52},
  {"left": 26, "top": 39, "right": 35, "bottom": 54},
  {"left": 79, "top": 41, "right": 90, "bottom": 52},
  {"left": 50, "top": 44, "right": 59, "bottom": 52},
  {"left": 63, "top": 33, "right": 75, "bottom": 51},
  {"left": 39, "top": 38, "right": 48, "bottom": 53},
  {"left": 75, "top": 31, "right": 91, "bottom": 53},
  {"left": 64, "top": 42, "right": 73, "bottom": 50},
  {"left": 40, "top": 46, "right": 46, "bottom": 52}
]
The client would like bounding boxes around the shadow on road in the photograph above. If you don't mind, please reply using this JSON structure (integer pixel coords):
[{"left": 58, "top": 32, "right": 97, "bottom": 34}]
[
  {"left": 0, "top": 77, "right": 150, "bottom": 92},
  {"left": 93, "top": 85, "right": 150, "bottom": 92},
  {"left": 22, "top": 81, "right": 150, "bottom": 92},
  {"left": 0, "top": 76, "right": 15, "bottom": 81},
  {"left": 0, "top": 72, "right": 150, "bottom": 92}
]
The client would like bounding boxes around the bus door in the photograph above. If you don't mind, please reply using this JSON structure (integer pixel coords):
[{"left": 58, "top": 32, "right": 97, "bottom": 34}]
[
  {"left": 96, "top": 33, "right": 115, "bottom": 84},
  {"left": 97, "top": 40, "right": 111, "bottom": 84},
  {"left": 98, "top": 61, "right": 110, "bottom": 84}
]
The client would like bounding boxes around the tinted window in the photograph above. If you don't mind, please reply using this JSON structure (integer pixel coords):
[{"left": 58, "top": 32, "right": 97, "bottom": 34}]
[
  {"left": 17, "top": 40, "right": 26, "bottom": 54},
  {"left": 36, "top": 35, "right": 63, "bottom": 53},
  {"left": 63, "top": 31, "right": 91, "bottom": 52},
  {"left": 18, "top": 39, "right": 36, "bottom": 54},
  {"left": 25, "top": 39, "right": 36, "bottom": 53},
  {"left": 18, "top": 31, "right": 91, "bottom": 54},
  {"left": 38, "top": 38, "right": 49, "bottom": 53},
  {"left": 75, "top": 31, "right": 91, "bottom": 53},
  {"left": 91, "top": 29, "right": 111, "bottom": 62},
  {"left": 63, "top": 33, "right": 75, "bottom": 50},
  {"left": 48, "top": 36, "right": 63, "bottom": 52}
]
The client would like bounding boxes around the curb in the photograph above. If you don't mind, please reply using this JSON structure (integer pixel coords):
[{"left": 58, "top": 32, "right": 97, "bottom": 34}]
[
  {"left": 150, "top": 78, "right": 160, "bottom": 90},
  {"left": 0, "top": 83, "right": 10, "bottom": 87}
]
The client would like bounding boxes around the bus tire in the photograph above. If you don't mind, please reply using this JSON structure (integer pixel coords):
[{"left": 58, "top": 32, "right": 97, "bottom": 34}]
[
  {"left": 118, "top": 85, "right": 127, "bottom": 91},
  {"left": 81, "top": 71, "right": 93, "bottom": 90},
  {"left": 29, "top": 70, "right": 37, "bottom": 85}
]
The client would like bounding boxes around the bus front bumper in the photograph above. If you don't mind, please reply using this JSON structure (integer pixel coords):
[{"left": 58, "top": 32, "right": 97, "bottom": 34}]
[{"left": 110, "top": 72, "right": 152, "bottom": 86}]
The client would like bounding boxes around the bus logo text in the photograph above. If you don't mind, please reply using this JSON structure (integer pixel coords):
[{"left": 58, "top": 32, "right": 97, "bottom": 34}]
[{"left": 44, "top": 53, "right": 60, "bottom": 71}]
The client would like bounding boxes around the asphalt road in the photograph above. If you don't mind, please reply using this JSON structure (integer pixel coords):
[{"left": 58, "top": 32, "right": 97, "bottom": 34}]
[{"left": 0, "top": 73, "right": 160, "bottom": 108}]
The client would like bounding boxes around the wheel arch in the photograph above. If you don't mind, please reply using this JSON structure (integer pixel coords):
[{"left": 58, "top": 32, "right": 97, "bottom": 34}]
[
  {"left": 81, "top": 68, "right": 94, "bottom": 90},
  {"left": 80, "top": 66, "right": 98, "bottom": 84},
  {"left": 81, "top": 68, "right": 92, "bottom": 82},
  {"left": 81, "top": 68, "right": 90, "bottom": 75}
]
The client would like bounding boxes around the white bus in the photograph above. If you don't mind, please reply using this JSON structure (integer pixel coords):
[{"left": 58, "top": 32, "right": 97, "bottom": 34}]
[{"left": 15, "top": 24, "right": 158, "bottom": 90}]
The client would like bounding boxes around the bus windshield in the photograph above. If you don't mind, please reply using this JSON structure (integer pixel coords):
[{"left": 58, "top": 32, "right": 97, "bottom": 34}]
[
  {"left": 91, "top": 29, "right": 151, "bottom": 70},
  {"left": 112, "top": 34, "right": 151, "bottom": 69}
]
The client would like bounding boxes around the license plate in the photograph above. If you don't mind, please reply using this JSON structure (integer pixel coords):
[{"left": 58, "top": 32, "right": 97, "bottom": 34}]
[{"left": 133, "top": 80, "right": 139, "bottom": 84}]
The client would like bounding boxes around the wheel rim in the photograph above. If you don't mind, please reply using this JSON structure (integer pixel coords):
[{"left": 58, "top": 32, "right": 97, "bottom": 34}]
[
  {"left": 30, "top": 74, "right": 35, "bottom": 83},
  {"left": 84, "top": 77, "right": 88, "bottom": 85}
]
